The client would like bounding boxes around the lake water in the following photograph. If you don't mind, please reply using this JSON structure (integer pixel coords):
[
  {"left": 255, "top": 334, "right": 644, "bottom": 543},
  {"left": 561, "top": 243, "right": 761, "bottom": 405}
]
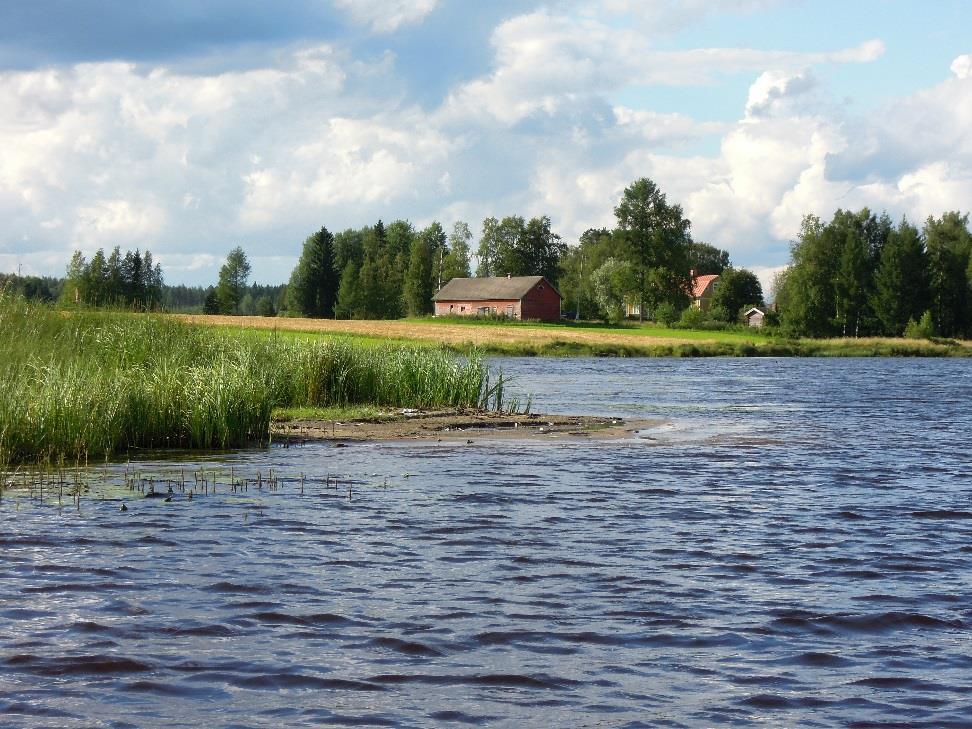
[{"left": 2, "top": 357, "right": 971, "bottom": 728}]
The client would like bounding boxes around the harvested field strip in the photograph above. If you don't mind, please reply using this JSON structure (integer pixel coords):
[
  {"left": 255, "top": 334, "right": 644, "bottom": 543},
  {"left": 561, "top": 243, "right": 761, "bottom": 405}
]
[{"left": 176, "top": 315, "right": 972, "bottom": 358}]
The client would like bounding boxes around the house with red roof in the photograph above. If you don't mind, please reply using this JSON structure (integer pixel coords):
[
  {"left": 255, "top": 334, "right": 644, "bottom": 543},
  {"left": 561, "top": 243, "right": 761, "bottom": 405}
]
[
  {"left": 689, "top": 272, "right": 720, "bottom": 310},
  {"left": 626, "top": 270, "right": 721, "bottom": 318}
]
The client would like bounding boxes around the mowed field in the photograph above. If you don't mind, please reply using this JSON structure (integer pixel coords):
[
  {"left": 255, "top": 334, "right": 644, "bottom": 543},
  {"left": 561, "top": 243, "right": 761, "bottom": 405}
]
[
  {"left": 175, "top": 315, "right": 972, "bottom": 357},
  {"left": 177, "top": 314, "right": 754, "bottom": 349}
]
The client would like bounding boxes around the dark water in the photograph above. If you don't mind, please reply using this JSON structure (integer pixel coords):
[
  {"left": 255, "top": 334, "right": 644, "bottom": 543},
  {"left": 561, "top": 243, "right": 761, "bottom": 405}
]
[{"left": 2, "top": 357, "right": 972, "bottom": 728}]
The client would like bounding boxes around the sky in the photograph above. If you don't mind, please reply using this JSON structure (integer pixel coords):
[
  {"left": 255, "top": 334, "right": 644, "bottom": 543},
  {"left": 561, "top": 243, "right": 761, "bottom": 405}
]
[{"left": 1, "top": 0, "right": 971, "bottom": 290}]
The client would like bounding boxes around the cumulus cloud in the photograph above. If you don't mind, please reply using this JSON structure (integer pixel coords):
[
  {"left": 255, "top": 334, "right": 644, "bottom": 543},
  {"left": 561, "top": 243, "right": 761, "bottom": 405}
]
[
  {"left": 1, "top": 1, "right": 969, "bottom": 286},
  {"left": 333, "top": 0, "right": 439, "bottom": 33},
  {"left": 951, "top": 54, "right": 972, "bottom": 80},
  {"left": 440, "top": 9, "right": 883, "bottom": 126},
  {"left": 745, "top": 69, "right": 817, "bottom": 118},
  {"left": 0, "top": 44, "right": 453, "bottom": 280}
]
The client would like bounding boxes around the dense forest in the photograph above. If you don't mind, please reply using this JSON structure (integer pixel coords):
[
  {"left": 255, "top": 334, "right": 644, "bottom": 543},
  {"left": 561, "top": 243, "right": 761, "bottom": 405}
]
[
  {"left": 776, "top": 210, "right": 972, "bottom": 339},
  {"left": 7, "top": 177, "right": 971, "bottom": 338}
]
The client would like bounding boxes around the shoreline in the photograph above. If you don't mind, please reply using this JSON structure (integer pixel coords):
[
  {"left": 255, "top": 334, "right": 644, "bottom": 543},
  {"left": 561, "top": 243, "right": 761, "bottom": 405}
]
[{"left": 271, "top": 409, "right": 663, "bottom": 443}]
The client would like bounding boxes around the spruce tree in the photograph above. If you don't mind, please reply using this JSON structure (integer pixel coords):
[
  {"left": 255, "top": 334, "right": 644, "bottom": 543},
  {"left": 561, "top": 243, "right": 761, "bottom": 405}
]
[
  {"left": 287, "top": 227, "right": 338, "bottom": 317},
  {"left": 871, "top": 219, "right": 928, "bottom": 335}
]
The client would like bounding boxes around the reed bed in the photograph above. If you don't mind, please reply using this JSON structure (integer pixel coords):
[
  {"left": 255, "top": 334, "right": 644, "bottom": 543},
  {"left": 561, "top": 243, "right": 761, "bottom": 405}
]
[{"left": 0, "top": 294, "right": 501, "bottom": 467}]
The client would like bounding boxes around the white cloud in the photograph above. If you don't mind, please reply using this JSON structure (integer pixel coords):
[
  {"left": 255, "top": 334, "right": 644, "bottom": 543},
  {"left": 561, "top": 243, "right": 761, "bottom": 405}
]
[
  {"left": 440, "top": 9, "right": 883, "bottom": 126},
  {"left": 952, "top": 54, "right": 972, "bottom": 79},
  {"left": 0, "top": 2, "right": 968, "bottom": 287},
  {"left": 75, "top": 199, "right": 166, "bottom": 245},
  {"left": 745, "top": 69, "right": 817, "bottom": 118},
  {"left": 0, "top": 44, "right": 451, "bottom": 274},
  {"left": 333, "top": 0, "right": 438, "bottom": 33}
]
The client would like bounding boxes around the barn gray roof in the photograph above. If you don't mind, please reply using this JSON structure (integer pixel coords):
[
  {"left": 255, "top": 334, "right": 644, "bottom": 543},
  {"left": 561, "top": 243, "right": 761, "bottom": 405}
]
[{"left": 433, "top": 276, "right": 560, "bottom": 301}]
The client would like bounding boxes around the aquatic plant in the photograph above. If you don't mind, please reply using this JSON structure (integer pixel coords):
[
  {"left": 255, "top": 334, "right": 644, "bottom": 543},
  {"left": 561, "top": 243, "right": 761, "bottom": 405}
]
[{"left": 0, "top": 294, "right": 497, "bottom": 466}]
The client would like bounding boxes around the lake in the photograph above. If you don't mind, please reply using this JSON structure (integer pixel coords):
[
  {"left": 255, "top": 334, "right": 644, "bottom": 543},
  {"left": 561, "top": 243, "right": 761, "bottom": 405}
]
[{"left": 2, "top": 357, "right": 971, "bottom": 727}]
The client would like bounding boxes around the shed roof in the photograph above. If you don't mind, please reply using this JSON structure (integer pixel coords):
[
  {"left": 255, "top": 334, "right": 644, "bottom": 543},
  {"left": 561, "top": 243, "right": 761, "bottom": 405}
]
[
  {"left": 433, "top": 276, "right": 560, "bottom": 301},
  {"left": 691, "top": 274, "right": 719, "bottom": 299}
]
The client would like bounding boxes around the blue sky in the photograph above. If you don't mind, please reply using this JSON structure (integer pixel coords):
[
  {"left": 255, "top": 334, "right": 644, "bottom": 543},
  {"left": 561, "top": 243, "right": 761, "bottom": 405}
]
[{"left": 1, "top": 0, "right": 970, "bottom": 289}]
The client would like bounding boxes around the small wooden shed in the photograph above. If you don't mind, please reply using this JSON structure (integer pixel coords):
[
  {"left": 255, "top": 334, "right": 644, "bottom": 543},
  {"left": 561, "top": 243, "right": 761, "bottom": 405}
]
[
  {"left": 432, "top": 275, "right": 562, "bottom": 321},
  {"left": 744, "top": 307, "right": 765, "bottom": 327}
]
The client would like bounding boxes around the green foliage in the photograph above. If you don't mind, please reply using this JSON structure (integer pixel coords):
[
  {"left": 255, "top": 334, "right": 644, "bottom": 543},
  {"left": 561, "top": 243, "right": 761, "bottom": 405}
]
[
  {"left": 0, "top": 272, "right": 60, "bottom": 302},
  {"left": 590, "top": 258, "right": 637, "bottom": 324},
  {"left": 871, "top": 218, "right": 928, "bottom": 335},
  {"left": 420, "top": 221, "right": 447, "bottom": 290},
  {"left": 442, "top": 221, "right": 472, "bottom": 282},
  {"left": 614, "top": 177, "right": 692, "bottom": 317},
  {"left": 216, "top": 247, "right": 251, "bottom": 315},
  {"left": 904, "top": 310, "right": 936, "bottom": 339},
  {"left": 256, "top": 296, "right": 276, "bottom": 317},
  {"left": 687, "top": 241, "right": 731, "bottom": 275},
  {"left": 404, "top": 235, "right": 434, "bottom": 316},
  {"left": 925, "top": 212, "right": 971, "bottom": 337},
  {"left": 203, "top": 287, "right": 219, "bottom": 314},
  {"left": 709, "top": 268, "right": 763, "bottom": 323},
  {"left": 653, "top": 301, "right": 679, "bottom": 327},
  {"left": 334, "top": 261, "right": 361, "bottom": 319},
  {"left": 286, "top": 227, "right": 338, "bottom": 318},
  {"left": 678, "top": 306, "right": 709, "bottom": 328},
  {"left": 475, "top": 215, "right": 565, "bottom": 281},
  {"left": 60, "top": 246, "right": 163, "bottom": 310},
  {"left": 777, "top": 207, "right": 972, "bottom": 339},
  {"left": 0, "top": 293, "right": 499, "bottom": 467}
]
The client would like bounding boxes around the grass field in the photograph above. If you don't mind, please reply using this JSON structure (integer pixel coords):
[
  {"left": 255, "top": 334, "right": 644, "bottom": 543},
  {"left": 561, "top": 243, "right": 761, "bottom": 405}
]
[{"left": 177, "top": 314, "right": 972, "bottom": 358}]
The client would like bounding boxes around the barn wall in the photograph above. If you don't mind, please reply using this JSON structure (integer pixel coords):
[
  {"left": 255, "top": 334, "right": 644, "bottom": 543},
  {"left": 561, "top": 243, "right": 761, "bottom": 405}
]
[
  {"left": 520, "top": 282, "right": 561, "bottom": 321},
  {"left": 434, "top": 299, "right": 520, "bottom": 318}
]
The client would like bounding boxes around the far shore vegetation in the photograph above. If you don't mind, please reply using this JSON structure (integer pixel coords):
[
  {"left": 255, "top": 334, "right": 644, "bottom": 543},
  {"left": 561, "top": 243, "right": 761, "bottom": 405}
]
[
  {"left": 0, "top": 294, "right": 507, "bottom": 468},
  {"left": 5, "top": 177, "right": 972, "bottom": 351}
]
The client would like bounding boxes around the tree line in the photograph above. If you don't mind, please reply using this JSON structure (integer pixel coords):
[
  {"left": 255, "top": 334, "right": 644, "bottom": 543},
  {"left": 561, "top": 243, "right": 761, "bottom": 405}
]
[
  {"left": 24, "top": 176, "right": 971, "bottom": 338},
  {"left": 776, "top": 210, "right": 972, "bottom": 338},
  {"left": 282, "top": 179, "right": 753, "bottom": 323},
  {"left": 60, "top": 247, "right": 164, "bottom": 310}
]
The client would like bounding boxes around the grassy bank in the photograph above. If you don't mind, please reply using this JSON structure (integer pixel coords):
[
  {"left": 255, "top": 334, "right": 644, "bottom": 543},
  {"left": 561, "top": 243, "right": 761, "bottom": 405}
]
[
  {"left": 0, "top": 295, "right": 502, "bottom": 467},
  {"left": 179, "top": 314, "right": 972, "bottom": 358}
]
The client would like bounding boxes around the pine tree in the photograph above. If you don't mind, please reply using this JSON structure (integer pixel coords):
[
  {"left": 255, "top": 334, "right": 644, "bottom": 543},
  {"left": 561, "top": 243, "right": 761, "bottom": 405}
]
[{"left": 335, "top": 261, "right": 360, "bottom": 319}]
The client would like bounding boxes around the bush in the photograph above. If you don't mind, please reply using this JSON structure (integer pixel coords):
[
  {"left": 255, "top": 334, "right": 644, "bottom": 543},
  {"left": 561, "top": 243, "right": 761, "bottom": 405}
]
[
  {"left": 678, "top": 305, "right": 708, "bottom": 328},
  {"left": 904, "top": 310, "right": 936, "bottom": 340},
  {"left": 653, "top": 302, "right": 679, "bottom": 327}
]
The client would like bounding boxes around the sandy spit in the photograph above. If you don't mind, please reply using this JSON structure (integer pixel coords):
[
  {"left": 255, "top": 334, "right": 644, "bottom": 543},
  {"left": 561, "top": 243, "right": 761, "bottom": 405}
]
[{"left": 271, "top": 410, "right": 663, "bottom": 444}]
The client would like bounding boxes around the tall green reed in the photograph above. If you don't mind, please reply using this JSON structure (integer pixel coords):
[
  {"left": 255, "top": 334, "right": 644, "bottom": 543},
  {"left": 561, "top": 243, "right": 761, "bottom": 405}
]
[{"left": 0, "top": 293, "right": 499, "bottom": 466}]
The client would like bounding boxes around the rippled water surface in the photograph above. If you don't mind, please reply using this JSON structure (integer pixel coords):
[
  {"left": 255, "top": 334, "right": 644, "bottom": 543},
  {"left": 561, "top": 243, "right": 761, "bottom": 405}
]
[{"left": 2, "top": 357, "right": 972, "bottom": 728}]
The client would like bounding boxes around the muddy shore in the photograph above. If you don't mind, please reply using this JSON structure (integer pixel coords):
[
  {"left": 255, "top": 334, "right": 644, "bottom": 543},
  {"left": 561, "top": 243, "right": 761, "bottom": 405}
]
[{"left": 271, "top": 410, "right": 662, "bottom": 443}]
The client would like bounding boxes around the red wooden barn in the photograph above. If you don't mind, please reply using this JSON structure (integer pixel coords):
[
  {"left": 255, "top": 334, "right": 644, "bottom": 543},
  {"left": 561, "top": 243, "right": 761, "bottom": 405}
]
[{"left": 432, "top": 275, "right": 562, "bottom": 321}]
